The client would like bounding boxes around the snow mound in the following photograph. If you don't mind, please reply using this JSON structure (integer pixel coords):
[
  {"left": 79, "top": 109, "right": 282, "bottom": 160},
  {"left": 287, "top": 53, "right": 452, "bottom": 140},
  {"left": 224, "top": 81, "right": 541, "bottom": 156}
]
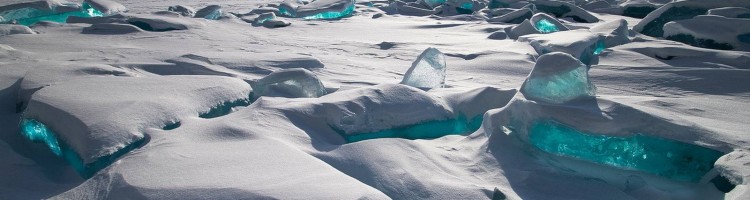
[
  {"left": 487, "top": 8, "right": 532, "bottom": 24},
  {"left": 663, "top": 15, "right": 750, "bottom": 51},
  {"left": 487, "top": 30, "right": 508, "bottom": 39},
  {"left": 619, "top": 0, "right": 661, "bottom": 18},
  {"left": 613, "top": 41, "right": 750, "bottom": 70},
  {"left": 0, "top": 24, "right": 35, "bottom": 36},
  {"left": 125, "top": 14, "right": 203, "bottom": 32},
  {"left": 519, "top": 29, "right": 605, "bottom": 65},
  {"left": 173, "top": 52, "right": 324, "bottom": 75},
  {"left": 531, "top": 0, "right": 599, "bottom": 23},
  {"left": 634, "top": 0, "right": 750, "bottom": 37},
  {"left": 505, "top": 19, "right": 540, "bottom": 39},
  {"left": 23, "top": 76, "right": 251, "bottom": 166},
  {"left": 251, "top": 68, "right": 327, "bottom": 99},
  {"left": 18, "top": 62, "right": 136, "bottom": 110},
  {"left": 520, "top": 52, "right": 595, "bottom": 104},
  {"left": 167, "top": 5, "right": 195, "bottom": 17},
  {"left": 84, "top": 0, "right": 127, "bottom": 15},
  {"left": 400, "top": 47, "right": 447, "bottom": 89},
  {"left": 714, "top": 150, "right": 750, "bottom": 198},
  {"left": 708, "top": 7, "right": 750, "bottom": 19},
  {"left": 590, "top": 19, "right": 630, "bottom": 48}
]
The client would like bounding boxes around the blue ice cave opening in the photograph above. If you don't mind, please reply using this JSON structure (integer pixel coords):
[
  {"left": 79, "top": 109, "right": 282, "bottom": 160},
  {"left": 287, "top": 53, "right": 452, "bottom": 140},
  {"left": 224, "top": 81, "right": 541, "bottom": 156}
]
[
  {"left": 20, "top": 118, "right": 147, "bottom": 178},
  {"left": 341, "top": 114, "right": 483, "bottom": 143},
  {"left": 528, "top": 119, "right": 724, "bottom": 182},
  {"left": 199, "top": 98, "right": 253, "bottom": 119},
  {"left": 1, "top": 3, "right": 104, "bottom": 26},
  {"left": 534, "top": 19, "right": 560, "bottom": 33}
]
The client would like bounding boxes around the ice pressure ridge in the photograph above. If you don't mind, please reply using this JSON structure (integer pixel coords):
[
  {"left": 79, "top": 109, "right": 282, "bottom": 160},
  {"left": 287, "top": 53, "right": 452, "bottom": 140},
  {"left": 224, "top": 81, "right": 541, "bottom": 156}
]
[
  {"left": 279, "top": 0, "right": 356, "bottom": 19},
  {"left": 341, "top": 114, "right": 483, "bottom": 143},
  {"left": 0, "top": 2, "right": 104, "bottom": 26},
  {"left": 20, "top": 118, "right": 146, "bottom": 178},
  {"left": 529, "top": 119, "right": 724, "bottom": 182},
  {"left": 251, "top": 68, "right": 328, "bottom": 99}
]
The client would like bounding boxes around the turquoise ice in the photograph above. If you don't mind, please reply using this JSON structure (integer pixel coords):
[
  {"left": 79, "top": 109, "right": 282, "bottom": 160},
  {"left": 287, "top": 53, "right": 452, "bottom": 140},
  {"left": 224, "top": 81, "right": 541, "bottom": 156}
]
[
  {"left": 342, "top": 114, "right": 483, "bottom": 143},
  {"left": 423, "top": 0, "right": 446, "bottom": 8},
  {"left": 1, "top": 3, "right": 103, "bottom": 26},
  {"left": 529, "top": 119, "right": 724, "bottom": 182},
  {"left": 302, "top": 1, "right": 355, "bottom": 19},
  {"left": 400, "top": 47, "right": 447, "bottom": 89},
  {"left": 534, "top": 19, "right": 560, "bottom": 33},
  {"left": 20, "top": 119, "right": 62, "bottom": 156}
]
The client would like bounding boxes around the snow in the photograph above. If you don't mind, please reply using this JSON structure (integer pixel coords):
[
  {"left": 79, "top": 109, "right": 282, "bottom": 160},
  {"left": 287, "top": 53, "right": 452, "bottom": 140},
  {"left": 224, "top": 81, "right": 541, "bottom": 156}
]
[
  {"left": 487, "top": 8, "right": 532, "bottom": 24},
  {"left": 194, "top": 5, "right": 222, "bottom": 20},
  {"left": 84, "top": 0, "right": 127, "bottom": 15},
  {"left": 0, "top": 24, "right": 35, "bottom": 36},
  {"left": 250, "top": 68, "right": 327, "bottom": 99},
  {"left": 708, "top": 7, "right": 750, "bottom": 19},
  {"left": 530, "top": 12, "right": 569, "bottom": 33},
  {"left": 663, "top": 15, "right": 750, "bottom": 51},
  {"left": 401, "top": 47, "right": 447, "bottom": 89},
  {"left": 2, "top": 0, "right": 750, "bottom": 199},
  {"left": 531, "top": 0, "right": 600, "bottom": 23}
]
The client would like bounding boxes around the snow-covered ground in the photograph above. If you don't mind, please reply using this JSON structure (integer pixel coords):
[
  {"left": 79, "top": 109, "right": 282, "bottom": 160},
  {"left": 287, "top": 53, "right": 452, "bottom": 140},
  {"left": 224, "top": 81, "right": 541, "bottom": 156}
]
[{"left": 1, "top": 0, "right": 749, "bottom": 199}]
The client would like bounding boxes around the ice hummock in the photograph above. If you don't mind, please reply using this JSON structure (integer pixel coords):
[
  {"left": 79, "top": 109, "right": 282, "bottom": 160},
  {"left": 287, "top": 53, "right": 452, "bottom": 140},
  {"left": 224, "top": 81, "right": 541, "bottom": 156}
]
[
  {"left": 400, "top": 47, "right": 447, "bottom": 89},
  {"left": 589, "top": 19, "right": 631, "bottom": 48},
  {"left": 520, "top": 52, "right": 596, "bottom": 104},
  {"left": 23, "top": 76, "right": 251, "bottom": 166},
  {"left": 84, "top": 0, "right": 127, "bottom": 15},
  {"left": 529, "top": 119, "right": 724, "bottom": 182},
  {"left": 530, "top": 13, "right": 568, "bottom": 33},
  {"left": 251, "top": 68, "right": 328, "bottom": 99},
  {"left": 708, "top": 7, "right": 750, "bottom": 19},
  {"left": 519, "top": 29, "right": 606, "bottom": 65},
  {"left": 194, "top": 5, "right": 222, "bottom": 20},
  {"left": 531, "top": 0, "right": 599, "bottom": 23},
  {"left": 487, "top": 8, "right": 532, "bottom": 24},
  {"left": 663, "top": 15, "right": 750, "bottom": 51},
  {"left": 294, "top": 0, "right": 356, "bottom": 19},
  {"left": 0, "top": 0, "right": 111, "bottom": 26},
  {"left": 633, "top": 0, "right": 750, "bottom": 37}
]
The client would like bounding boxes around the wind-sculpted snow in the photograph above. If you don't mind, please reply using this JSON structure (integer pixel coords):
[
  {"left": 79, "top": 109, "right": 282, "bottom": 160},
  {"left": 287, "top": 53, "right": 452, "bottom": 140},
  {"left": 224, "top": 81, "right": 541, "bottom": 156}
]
[
  {"left": 0, "top": 0, "right": 114, "bottom": 26},
  {"left": 23, "top": 76, "right": 251, "bottom": 169},
  {"left": 167, "top": 5, "right": 195, "bottom": 17},
  {"left": 708, "top": 7, "right": 750, "bottom": 19},
  {"left": 663, "top": 15, "right": 750, "bottom": 51},
  {"left": 530, "top": 119, "right": 724, "bottom": 182},
  {"left": 634, "top": 0, "right": 750, "bottom": 38},
  {"left": 251, "top": 68, "right": 327, "bottom": 99},
  {"left": 401, "top": 47, "right": 447, "bottom": 89},
  {"left": 0, "top": 24, "right": 35, "bottom": 36},
  {"left": 519, "top": 30, "right": 605, "bottom": 65},
  {"left": 520, "top": 52, "right": 595, "bottom": 104},
  {"left": 589, "top": 19, "right": 630, "bottom": 48},
  {"left": 487, "top": 8, "right": 532, "bottom": 24}
]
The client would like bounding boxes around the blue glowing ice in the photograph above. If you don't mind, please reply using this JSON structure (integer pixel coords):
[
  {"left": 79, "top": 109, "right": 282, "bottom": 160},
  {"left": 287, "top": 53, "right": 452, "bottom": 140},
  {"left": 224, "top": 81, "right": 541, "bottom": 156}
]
[
  {"left": 20, "top": 118, "right": 62, "bottom": 156},
  {"left": 301, "top": 0, "right": 355, "bottom": 20},
  {"left": 400, "top": 47, "right": 447, "bottom": 89},
  {"left": 1, "top": 3, "right": 104, "bottom": 26},
  {"left": 194, "top": 5, "right": 222, "bottom": 20},
  {"left": 424, "top": 0, "right": 446, "bottom": 9},
  {"left": 529, "top": 119, "right": 724, "bottom": 182},
  {"left": 520, "top": 52, "right": 595, "bottom": 104},
  {"left": 534, "top": 19, "right": 559, "bottom": 33}
]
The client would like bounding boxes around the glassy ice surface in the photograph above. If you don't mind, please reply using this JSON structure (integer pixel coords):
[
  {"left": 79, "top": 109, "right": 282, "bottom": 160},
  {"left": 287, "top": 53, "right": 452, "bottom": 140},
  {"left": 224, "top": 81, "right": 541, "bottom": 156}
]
[
  {"left": 423, "top": 0, "right": 446, "bottom": 8},
  {"left": 593, "top": 39, "right": 606, "bottom": 55},
  {"left": 21, "top": 118, "right": 62, "bottom": 155},
  {"left": 195, "top": 5, "right": 222, "bottom": 20},
  {"left": 302, "top": 2, "right": 355, "bottom": 19},
  {"left": 529, "top": 119, "right": 724, "bottom": 182},
  {"left": 534, "top": 19, "right": 559, "bottom": 33},
  {"left": 342, "top": 114, "right": 482, "bottom": 143},
  {"left": 521, "top": 53, "right": 595, "bottom": 104},
  {"left": 251, "top": 69, "right": 327, "bottom": 99},
  {"left": 401, "top": 47, "right": 447, "bottom": 89},
  {"left": 1, "top": 3, "right": 103, "bottom": 26}
]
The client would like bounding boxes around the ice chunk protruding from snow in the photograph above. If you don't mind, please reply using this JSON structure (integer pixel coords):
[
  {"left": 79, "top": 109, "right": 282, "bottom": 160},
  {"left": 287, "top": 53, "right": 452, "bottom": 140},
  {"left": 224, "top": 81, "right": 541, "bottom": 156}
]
[
  {"left": 529, "top": 119, "right": 724, "bottom": 182},
  {"left": 590, "top": 19, "right": 630, "bottom": 48},
  {"left": 423, "top": 0, "right": 447, "bottom": 9},
  {"left": 487, "top": 8, "right": 532, "bottom": 24},
  {"left": 519, "top": 29, "right": 605, "bottom": 65},
  {"left": 530, "top": 13, "right": 568, "bottom": 33},
  {"left": 633, "top": 0, "right": 750, "bottom": 37},
  {"left": 400, "top": 47, "right": 447, "bottom": 89},
  {"left": 504, "top": 19, "right": 540, "bottom": 39},
  {"left": 531, "top": 0, "right": 599, "bottom": 23},
  {"left": 0, "top": 1, "right": 105, "bottom": 26},
  {"left": 251, "top": 68, "right": 327, "bottom": 99},
  {"left": 663, "top": 15, "right": 750, "bottom": 51},
  {"left": 194, "top": 5, "right": 222, "bottom": 20},
  {"left": 520, "top": 52, "right": 595, "bottom": 104},
  {"left": 296, "top": 0, "right": 356, "bottom": 19}
]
